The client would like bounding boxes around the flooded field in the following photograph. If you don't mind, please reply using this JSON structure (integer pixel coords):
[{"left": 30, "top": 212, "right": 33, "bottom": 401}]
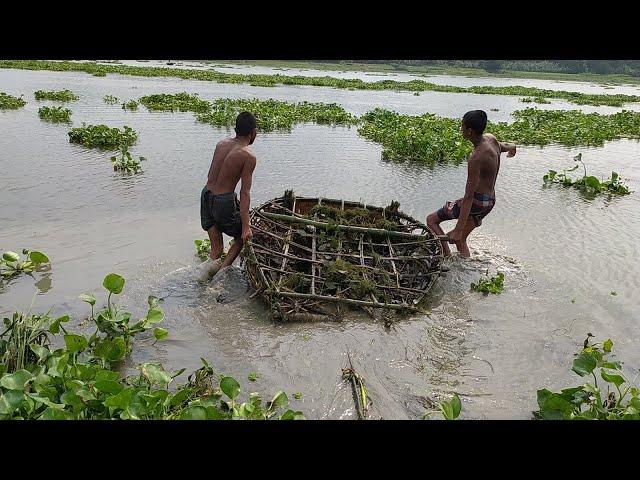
[{"left": 1, "top": 66, "right": 638, "bottom": 419}]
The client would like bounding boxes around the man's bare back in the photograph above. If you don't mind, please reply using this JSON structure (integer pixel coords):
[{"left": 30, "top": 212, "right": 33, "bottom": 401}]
[
  {"left": 206, "top": 138, "right": 255, "bottom": 195},
  {"left": 472, "top": 133, "right": 502, "bottom": 197}
]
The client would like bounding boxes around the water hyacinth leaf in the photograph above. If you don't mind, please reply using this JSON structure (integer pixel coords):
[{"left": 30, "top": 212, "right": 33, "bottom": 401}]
[
  {"left": 2, "top": 251, "right": 20, "bottom": 262},
  {"left": 0, "top": 370, "right": 33, "bottom": 390},
  {"left": 28, "top": 251, "right": 49, "bottom": 264},
  {"left": 60, "top": 390, "right": 84, "bottom": 410},
  {"left": 572, "top": 353, "right": 597, "bottom": 377},
  {"left": 220, "top": 376, "right": 241, "bottom": 400},
  {"left": 584, "top": 176, "right": 601, "bottom": 189},
  {"left": 450, "top": 393, "right": 461, "bottom": 419},
  {"left": 180, "top": 405, "right": 207, "bottom": 420},
  {"left": 94, "top": 337, "right": 127, "bottom": 362},
  {"left": 29, "top": 343, "right": 50, "bottom": 362},
  {"left": 280, "top": 409, "right": 305, "bottom": 420},
  {"left": 170, "top": 387, "right": 193, "bottom": 407},
  {"left": 153, "top": 328, "right": 169, "bottom": 341},
  {"left": 39, "top": 407, "right": 73, "bottom": 420},
  {"left": 94, "top": 380, "right": 124, "bottom": 395},
  {"left": 141, "top": 363, "right": 172, "bottom": 386},
  {"left": 0, "top": 390, "right": 25, "bottom": 414},
  {"left": 95, "top": 369, "right": 120, "bottom": 382},
  {"left": 148, "top": 295, "right": 163, "bottom": 309},
  {"left": 144, "top": 308, "right": 164, "bottom": 325},
  {"left": 79, "top": 293, "right": 96, "bottom": 306},
  {"left": 64, "top": 334, "right": 88, "bottom": 353},
  {"left": 268, "top": 391, "right": 289, "bottom": 410},
  {"left": 103, "top": 387, "right": 134, "bottom": 410},
  {"left": 49, "top": 314, "right": 70, "bottom": 334},
  {"left": 103, "top": 273, "right": 125, "bottom": 294},
  {"left": 439, "top": 401, "right": 454, "bottom": 420},
  {"left": 601, "top": 370, "right": 625, "bottom": 388}
]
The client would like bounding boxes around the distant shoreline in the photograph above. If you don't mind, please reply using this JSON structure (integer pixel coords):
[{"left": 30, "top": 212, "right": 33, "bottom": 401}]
[{"left": 205, "top": 60, "right": 640, "bottom": 86}]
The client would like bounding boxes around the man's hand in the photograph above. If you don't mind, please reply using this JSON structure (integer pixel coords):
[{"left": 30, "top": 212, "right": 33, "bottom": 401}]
[
  {"left": 448, "top": 228, "right": 462, "bottom": 244},
  {"left": 505, "top": 144, "right": 516, "bottom": 157},
  {"left": 241, "top": 226, "right": 253, "bottom": 243}
]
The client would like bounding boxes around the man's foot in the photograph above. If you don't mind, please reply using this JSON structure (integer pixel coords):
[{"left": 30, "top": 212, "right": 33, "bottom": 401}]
[{"left": 195, "top": 258, "right": 223, "bottom": 283}]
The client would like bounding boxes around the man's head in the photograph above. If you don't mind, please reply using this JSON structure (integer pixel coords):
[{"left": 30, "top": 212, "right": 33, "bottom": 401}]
[
  {"left": 235, "top": 111, "right": 257, "bottom": 144},
  {"left": 461, "top": 110, "right": 487, "bottom": 140}
]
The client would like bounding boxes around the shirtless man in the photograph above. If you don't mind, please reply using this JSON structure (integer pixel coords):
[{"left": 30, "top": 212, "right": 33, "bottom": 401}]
[
  {"left": 196, "top": 112, "right": 257, "bottom": 281},
  {"left": 426, "top": 110, "right": 516, "bottom": 258}
]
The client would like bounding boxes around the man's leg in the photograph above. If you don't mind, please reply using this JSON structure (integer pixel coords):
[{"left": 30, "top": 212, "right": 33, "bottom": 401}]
[
  {"left": 427, "top": 212, "right": 451, "bottom": 257},
  {"left": 207, "top": 225, "right": 223, "bottom": 260},
  {"left": 454, "top": 218, "right": 477, "bottom": 258},
  {"left": 220, "top": 236, "right": 243, "bottom": 269}
]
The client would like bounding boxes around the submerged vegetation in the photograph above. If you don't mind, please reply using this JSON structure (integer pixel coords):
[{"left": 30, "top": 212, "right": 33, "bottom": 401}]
[
  {"left": 534, "top": 334, "right": 640, "bottom": 420},
  {"left": 471, "top": 271, "right": 505, "bottom": 294},
  {"left": 38, "top": 106, "right": 72, "bottom": 123},
  {"left": 543, "top": 153, "right": 631, "bottom": 196},
  {"left": 0, "top": 271, "right": 303, "bottom": 420},
  {"left": 68, "top": 124, "right": 138, "bottom": 150},
  {"left": 3, "top": 60, "right": 640, "bottom": 106},
  {"left": 0, "top": 92, "right": 26, "bottom": 110},
  {"left": 34, "top": 89, "right": 78, "bottom": 102}
]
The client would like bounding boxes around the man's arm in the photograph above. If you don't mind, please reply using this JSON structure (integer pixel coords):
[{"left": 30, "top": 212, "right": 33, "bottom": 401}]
[
  {"left": 239, "top": 153, "right": 257, "bottom": 243},
  {"left": 449, "top": 153, "right": 480, "bottom": 243},
  {"left": 499, "top": 141, "right": 517, "bottom": 157}
]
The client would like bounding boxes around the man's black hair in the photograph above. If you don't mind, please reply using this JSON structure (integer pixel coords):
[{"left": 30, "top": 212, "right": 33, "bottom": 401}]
[
  {"left": 235, "top": 111, "right": 257, "bottom": 136},
  {"left": 462, "top": 110, "right": 488, "bottom": 134}
]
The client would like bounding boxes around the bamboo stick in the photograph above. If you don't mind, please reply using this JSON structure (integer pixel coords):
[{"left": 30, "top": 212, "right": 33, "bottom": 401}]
[{"left": 260, "top": 212, "right": 447, "bottom": 241}]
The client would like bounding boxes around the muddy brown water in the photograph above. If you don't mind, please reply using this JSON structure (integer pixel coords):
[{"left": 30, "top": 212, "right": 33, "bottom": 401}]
[{"left": 1, "top": 67, "right": 639, "bottom": 419}]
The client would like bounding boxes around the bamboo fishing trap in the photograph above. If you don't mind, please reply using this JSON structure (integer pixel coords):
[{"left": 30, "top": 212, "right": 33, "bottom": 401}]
[{"left": 241, "top": 191, "right": 445, "bottom": 322}]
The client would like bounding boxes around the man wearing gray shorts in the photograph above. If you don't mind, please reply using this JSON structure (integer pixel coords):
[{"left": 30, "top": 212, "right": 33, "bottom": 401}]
[{"left": 197, "top": 112, "right": 257, "bottom": 281}]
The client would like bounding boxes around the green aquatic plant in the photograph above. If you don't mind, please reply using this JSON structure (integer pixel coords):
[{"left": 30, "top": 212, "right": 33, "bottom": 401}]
[
  {"left": 103, "top": 95, "right": 119, "bottom": 104},
  {"left": 196, "top": 98, "right": 357, "bottom": 132},
  {"left": 38, "top": 106, "right": 71, "bottom": 123},
  {"left": 0, "top": 249, "right": 50, "bottom": 280},
  {"left": 534, "top": 334, "right": 640, "bottom": 420},
  {"left": 68, "top": 123, "right": 138, "bottom": 150},
  {"left": 359, "top": 108, "right": 640, "bottom": 163},
  {"left": 521, "top": 96, "right": 551, "bottom": 104},
  {"left": 471, "top": 271, "right": 504, "bottom": 294},
  {"left": 34, "top": 89, "right": 78, "bottom": 102},
  {"left": 139, "top": 92, "right": 211, "bottom": 113},
  {"left": 543, "top": 153, "right": 631, "bottom": 196},
  {"left": 121, "top": 100, "right": 138, "bottom": 110},
  {"left": 248, "top": 372, "right": 259, "bottom": 382},
  {"left": 109, "top": 146, "right": 145, "bottom": 174},
  {"left": 194, "top": 239, "right": 211, "bottom": 260},
  {"left": 423, "top": 393, "right": 462, "bottom": 420},
  {"left": 0, "top": 278, "right": 303, "bottom": 420},
  {"left": 0, "top": 92, "right": 26, "bottom": 110}
]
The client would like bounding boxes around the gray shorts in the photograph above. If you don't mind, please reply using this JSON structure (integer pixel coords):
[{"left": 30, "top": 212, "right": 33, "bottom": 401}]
[{"left": 200, "top": 187, "right": 243, "bottom": 237}]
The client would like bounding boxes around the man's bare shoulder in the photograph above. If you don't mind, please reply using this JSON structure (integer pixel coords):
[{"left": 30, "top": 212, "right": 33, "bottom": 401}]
[{"left": 216, "top": 137, "right": 234, "bottom": 149}]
